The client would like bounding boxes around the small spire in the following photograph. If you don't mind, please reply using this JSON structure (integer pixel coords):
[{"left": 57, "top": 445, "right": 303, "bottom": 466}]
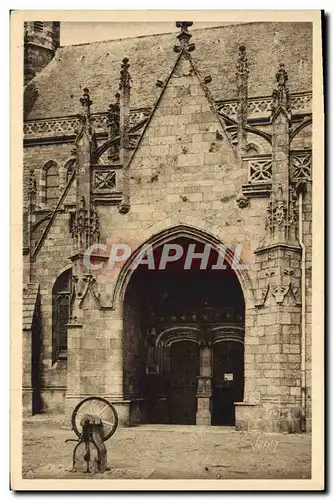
[
  {"left": 119, "top": 58, "right": 131, "bottom": 91},
  {"left": 80, "top": 87, "right": 92, "bottom": 117},
  {"left": 271, "top": 63, "right": 291, "bottom": 117},
  {"left": 174, "top": 21, "right": 195, "bottom": 53}
]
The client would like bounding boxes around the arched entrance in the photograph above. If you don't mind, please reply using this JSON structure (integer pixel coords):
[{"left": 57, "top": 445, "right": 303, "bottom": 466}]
[{"left": 123, "top": 236, "right": 245, "bottom": 426}]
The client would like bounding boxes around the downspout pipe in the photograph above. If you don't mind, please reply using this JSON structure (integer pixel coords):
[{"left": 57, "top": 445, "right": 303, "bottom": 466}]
[{"left": 297, "top": 183, "right": 307, "bottom": 432}]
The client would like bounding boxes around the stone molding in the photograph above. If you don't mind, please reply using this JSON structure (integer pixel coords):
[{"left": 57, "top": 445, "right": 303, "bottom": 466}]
[
  {"left": 24, "top": 92, "right": 312, "bottom": 142},
  {"left": 217, "top": 91, "right": 311, "bottom": 122},
  {"left": 240, "top": 150, "right": 312, "bottom": 202},
  {"left": 24, "top": 108, "right": 151, "bottom": 142}
]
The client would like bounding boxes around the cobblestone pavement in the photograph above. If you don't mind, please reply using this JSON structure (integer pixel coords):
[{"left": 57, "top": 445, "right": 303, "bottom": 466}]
[{"left": 22, "top": 415, "right": 311, "bottom": 480}]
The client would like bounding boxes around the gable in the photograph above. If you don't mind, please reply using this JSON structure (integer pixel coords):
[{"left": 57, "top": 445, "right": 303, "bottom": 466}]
[{"left": 128, "top": 51, "right": 243, "bottom": 214}]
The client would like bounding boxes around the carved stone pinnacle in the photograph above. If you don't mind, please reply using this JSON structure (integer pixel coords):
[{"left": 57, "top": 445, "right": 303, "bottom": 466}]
[
  {"left": 119, "top": 58, "right": 131, "bottom": 91},
  {"left": 236, "top": 45, "right": 249, "bottom": 80},
  {"left": 276, "top": 63, "right": 288, "bottom": 88},
  {"left": 271, "top": 63, "right": 291, "bottom": 117},
  {"left": 80, "top": 87, "right": 92, "bottom": 109}
]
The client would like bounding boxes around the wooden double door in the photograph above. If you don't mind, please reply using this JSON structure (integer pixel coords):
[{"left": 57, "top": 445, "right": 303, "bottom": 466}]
[
  {"left": 169, "top": 341, "right": 199, "bottom": 425},
  {"left": 168, "top": 339, "right": 244, "bottom": 425},
  {"left": 211, "top": 341, "right": 244, "bottom": 425}
]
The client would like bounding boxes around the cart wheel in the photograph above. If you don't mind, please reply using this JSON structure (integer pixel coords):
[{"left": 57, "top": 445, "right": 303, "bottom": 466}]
[{"left": 71, "top": 396, "right": 118, "bottom": 441}]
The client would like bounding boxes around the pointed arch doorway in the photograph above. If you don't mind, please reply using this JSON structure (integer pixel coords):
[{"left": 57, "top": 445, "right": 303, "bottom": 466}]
[{"left": 123, "top": 235, "right": 245, "bottom": 426}]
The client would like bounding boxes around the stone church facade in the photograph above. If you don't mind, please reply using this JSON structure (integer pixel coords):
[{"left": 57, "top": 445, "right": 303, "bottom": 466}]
[{"left": 23, "top": 21, "right": 313, "bottom": 432}]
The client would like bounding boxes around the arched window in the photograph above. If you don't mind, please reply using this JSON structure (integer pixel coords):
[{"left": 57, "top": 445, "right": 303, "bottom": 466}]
[
  {"left": 33, "top": 21, "right": 44, "bottom": 33},
  {"left": 46, "top": 162, "right": 59, "bottom": 206},
  {"left": 39, "top": 161, "right": 59, "bottom": 208},
  {"left": 52, "top": 268, "right": 72, "bottom": 363}
]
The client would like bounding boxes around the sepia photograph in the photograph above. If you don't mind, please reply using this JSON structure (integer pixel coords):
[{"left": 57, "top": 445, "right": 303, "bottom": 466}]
[{"left": 11, "top": 10, "right": 324, "bottom": 490}]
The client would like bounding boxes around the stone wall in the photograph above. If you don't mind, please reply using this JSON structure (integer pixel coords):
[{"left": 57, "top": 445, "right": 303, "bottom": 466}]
[
  {"left": 28, "top": 204, "right": 74, "bottom": 411},
  {"left": 304, "top": 184, "right": 312, "bottom": 430},
  {"left": 123, "top": 281, "right": 145, "bottom": 399},
  {"left": 23, "top": 30, "right": 313, "bottom": 431},
  {"left": 24, "top": 45, "right": 55, "bottom": 84}
]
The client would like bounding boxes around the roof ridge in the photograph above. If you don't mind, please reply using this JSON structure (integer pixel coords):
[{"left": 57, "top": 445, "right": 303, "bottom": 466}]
[
  {"left": 59, "top": 22, "right": 256, "bottom": 49},
  {"left": 25, "top": 22, "right": 312, "bottom": 120}
]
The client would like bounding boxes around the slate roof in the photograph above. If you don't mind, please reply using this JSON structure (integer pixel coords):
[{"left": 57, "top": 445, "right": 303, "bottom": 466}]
[
  {"left": 23, "top": 283, "right": 39, "bottom": 330},
  {"left": 25, "top": 22, "right": 312, "bottom": 120}
]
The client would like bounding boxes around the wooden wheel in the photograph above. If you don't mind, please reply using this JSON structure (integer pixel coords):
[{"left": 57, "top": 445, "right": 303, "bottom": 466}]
[{"left": 71, "top": 396, "right": 118, "bottom": 441}]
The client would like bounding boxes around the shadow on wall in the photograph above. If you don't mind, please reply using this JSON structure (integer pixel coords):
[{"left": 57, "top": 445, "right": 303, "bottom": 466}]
[{"left": 31, "top": 294, "right": 43, "bottom": 414}]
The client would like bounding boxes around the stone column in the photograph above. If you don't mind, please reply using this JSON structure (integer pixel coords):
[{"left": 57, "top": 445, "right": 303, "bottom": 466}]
[
  {"left": 118, "top": 58, "right": 132, "bottom": 214},
  {"left": 107, "top": 93, "right": 120, "bottom": 162},
  {"left": 23, "top": 170, "right": 36, "bottom": 284},
  {"left": 22, "top": 327, "right": 33, "bottom": 415},
  {"left": 196, "top": 343, "right": 212, "bottom": 425},
  {"left": 65, "top": 269, "right": 128, "bottom": 425},
  {"left": 64, "top": 320, "right": 83, "bottom": 422},
  {"left": 236, "top": 64, "right": 303, "bottom": 433},
  {"left": 236, "top": 45, "right": 249, "bottom": 157}
]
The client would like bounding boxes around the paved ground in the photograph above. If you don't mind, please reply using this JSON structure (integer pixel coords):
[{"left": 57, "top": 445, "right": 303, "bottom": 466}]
[{"left": 22, "top": 415, "right": 311, "bottom": 480}]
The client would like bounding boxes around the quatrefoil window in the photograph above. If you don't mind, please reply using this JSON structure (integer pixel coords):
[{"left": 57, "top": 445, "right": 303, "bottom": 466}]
[
  {"left": 292, "top": 154, "right": 311, "bottom": 181},
  {"left": 94, "top": 170, "right": 116, "bottom": 191},
  {"left": 249, "top": 159, "right": 272, "bottom": 183}
]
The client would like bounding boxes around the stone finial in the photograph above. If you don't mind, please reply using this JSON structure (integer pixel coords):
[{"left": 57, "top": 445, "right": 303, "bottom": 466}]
[
  {"left": 80, "top": 87, "right": 92, "bottom": 116},
  {"left": 77, "top": 87, "right": 96, "bottom": 144},
  {"left": 174, "top": 21, "right": 195, "bottom": 53},
  {"left": 119, "top": 58, "right": 131, "bottom": 91},
  {"left": 107, "top": 93, "right": 120, "bottom": 125},
  {"left": 236, "top": 45, "right": 249, "bottom": 86},
  {"left": 276, "top": 62, "right": 288, "bottom": 87},
  {"left": 271, "top": 63, "right": 291, "bottom": 117}
]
